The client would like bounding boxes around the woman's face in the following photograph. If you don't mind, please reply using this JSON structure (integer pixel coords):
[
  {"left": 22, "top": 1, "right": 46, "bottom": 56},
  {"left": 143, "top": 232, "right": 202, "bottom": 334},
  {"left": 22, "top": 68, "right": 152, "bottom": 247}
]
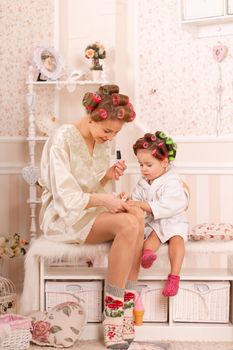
[{"left": 89, "top": 118, "right": 125, "bottom": 143}]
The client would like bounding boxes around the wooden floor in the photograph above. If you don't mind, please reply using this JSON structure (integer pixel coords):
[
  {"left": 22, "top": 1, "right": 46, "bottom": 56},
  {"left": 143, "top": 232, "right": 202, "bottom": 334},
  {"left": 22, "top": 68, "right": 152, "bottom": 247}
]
[{"left": 29, "top": 340, "right": 233, "bottom": 350}]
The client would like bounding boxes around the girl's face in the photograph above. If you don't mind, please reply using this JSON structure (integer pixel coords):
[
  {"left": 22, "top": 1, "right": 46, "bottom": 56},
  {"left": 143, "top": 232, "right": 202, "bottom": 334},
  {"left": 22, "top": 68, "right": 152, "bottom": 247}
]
[
  {"left": 89, "top": 118, "right": 125, "bottom": 143},
  {"left": 136, "top": 149, "right": 168, "bottom": 182}
]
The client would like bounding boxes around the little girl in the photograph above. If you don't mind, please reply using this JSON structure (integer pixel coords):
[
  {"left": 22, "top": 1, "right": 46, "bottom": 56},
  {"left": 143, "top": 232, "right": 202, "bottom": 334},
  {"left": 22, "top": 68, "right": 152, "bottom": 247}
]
[{"left": 126, "top": 131, "right": 189, "bottom": 296}]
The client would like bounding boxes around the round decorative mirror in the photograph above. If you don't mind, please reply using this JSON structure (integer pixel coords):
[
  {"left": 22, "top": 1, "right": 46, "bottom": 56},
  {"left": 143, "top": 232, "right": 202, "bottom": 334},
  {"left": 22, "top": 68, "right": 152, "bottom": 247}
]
[
  {"left": 41, "top": 50, "right": 57, "bottom": 72},
  {"left": 33, "top": 45, "right": 64, "bottom": 81}
]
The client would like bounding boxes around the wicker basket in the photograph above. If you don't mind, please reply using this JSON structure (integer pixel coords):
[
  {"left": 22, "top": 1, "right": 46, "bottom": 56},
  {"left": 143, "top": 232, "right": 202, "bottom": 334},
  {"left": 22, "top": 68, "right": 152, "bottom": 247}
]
[
  {"left": 0, "top": 314, "right": 32, "bottom": 350},
  {"left": 137, "top": 281, "right": 168, "bottom": 322},
  {"left": 45, "top": 280, "right": 103, "bottom": 322},
  {"left": 173, "top": 281, "right": 230, "bottom": 323}
]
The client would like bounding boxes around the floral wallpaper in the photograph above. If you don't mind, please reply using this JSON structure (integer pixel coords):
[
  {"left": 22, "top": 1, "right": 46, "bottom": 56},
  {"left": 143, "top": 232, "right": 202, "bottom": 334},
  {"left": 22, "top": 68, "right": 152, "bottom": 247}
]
[
  {"left": 2, "top": 1, "right": 233, "bottom": 137},
  {"left": 0, "top": 0, "right": 54, "bottom": 136},
  {"left": 138, "top": 0, "right": 233, "bottom": 137}
]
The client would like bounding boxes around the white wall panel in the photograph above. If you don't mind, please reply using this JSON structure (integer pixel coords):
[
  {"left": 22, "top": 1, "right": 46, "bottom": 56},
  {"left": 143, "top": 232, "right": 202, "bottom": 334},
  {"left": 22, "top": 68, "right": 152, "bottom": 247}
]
[{"left": 220, "top": 175, "right": 233, "bottom": 222}]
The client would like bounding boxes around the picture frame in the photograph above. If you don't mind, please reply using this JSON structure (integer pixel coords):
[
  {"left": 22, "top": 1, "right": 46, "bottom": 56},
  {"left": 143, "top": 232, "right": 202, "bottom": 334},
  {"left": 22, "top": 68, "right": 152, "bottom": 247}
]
[{"left": 33, "top": 45, "right": 64, "bottom": 81}]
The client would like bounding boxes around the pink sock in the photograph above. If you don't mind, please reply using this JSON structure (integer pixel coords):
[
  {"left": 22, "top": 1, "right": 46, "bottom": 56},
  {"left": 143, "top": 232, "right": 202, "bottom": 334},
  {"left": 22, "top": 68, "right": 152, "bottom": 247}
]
[
  {"left": 162, "top": 274, "right": 180, "bottom": 297},
  {"left": 141, "top": 249, "right": 157, "bottom": 269}
]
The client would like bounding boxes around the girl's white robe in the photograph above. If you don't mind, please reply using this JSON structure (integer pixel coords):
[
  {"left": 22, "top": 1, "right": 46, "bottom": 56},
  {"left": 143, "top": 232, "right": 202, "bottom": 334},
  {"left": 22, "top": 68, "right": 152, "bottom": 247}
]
[{"left": 131, "top": 170, "right": 190, "bottom": 243}]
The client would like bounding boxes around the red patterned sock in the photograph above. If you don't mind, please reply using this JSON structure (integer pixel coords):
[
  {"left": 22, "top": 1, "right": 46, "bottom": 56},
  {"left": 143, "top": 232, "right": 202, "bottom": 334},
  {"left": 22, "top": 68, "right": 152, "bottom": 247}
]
[
  {"left": 123, "top": 280, "right": 136, "bottom": 344},
  {"left": 162, "top": 274, "right": 180, "bottom": 297},
  {"left": 103, "top": 283, "right": 129, "bottom": 349},
  {"left": 141, "top": 249, "right": 157, "bottom": 269}
]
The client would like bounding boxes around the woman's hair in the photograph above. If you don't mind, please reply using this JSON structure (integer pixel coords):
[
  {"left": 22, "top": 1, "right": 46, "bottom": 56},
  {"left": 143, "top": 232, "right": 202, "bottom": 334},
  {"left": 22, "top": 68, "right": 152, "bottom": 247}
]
[
  {"left": 133, "top": 131, "right": 177, "bottom": 162},
  {"left": 82, "top": 84, "right": 136, "bottom": 122}
]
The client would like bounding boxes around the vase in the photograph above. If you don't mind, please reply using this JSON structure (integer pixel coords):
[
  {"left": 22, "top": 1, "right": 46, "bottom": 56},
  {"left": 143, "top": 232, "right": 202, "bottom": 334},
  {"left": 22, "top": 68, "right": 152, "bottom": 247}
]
[{"left": 91, "top": 70, "right": 102, "bottom": 81}]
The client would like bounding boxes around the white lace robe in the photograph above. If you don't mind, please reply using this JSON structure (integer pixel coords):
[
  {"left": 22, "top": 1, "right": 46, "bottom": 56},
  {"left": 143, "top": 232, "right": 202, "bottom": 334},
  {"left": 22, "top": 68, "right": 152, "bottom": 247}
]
[
  {"left": 39, "top": 124, "right": 111, "bottom": 244},
  {"left": 131, "top": 169, "right": 190, "bottom": 243}
]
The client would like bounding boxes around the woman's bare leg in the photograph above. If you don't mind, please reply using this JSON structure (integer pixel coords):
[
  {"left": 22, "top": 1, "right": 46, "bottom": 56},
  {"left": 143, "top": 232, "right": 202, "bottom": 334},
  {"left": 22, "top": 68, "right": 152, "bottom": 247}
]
[
  {"left": 86, "top": 209, "right": 144, "bottom": 348},
  {"left": 85, "top": 210, "right": 142, "bottom": 288},
  {"left": 126, "top": 206, "right": 145, "bottom": 281}
]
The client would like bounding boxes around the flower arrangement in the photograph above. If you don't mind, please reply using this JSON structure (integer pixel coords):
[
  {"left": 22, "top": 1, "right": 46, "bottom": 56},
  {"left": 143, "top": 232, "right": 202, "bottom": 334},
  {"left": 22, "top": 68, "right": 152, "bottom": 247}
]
[
  {"left": 0, "top": 233, "right": 28, "bottom": 259},
  {"left": 85, "top": 41, "right": 106, "bottom": 70}
]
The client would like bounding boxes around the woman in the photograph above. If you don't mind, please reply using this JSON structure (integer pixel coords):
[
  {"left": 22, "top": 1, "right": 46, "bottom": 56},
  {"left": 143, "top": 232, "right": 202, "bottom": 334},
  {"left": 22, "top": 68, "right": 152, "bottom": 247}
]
[{"left": 39, "top": 84, "right": 144, "bottom": 349}]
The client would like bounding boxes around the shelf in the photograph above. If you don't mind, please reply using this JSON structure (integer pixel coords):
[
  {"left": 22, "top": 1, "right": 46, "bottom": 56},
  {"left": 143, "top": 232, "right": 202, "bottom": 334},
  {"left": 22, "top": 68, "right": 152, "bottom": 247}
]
[
  {"left": 43, "top": 266, "right": 107, "bottom": 280},
  {"left": 26, "top": 80, "right": 108, "bottom": 86},
  {"left": 80, "top": 322, "right": 233, "bottom": 341},
  {"left": 43, "top": 266, "right": 233, "bottom": 281}
]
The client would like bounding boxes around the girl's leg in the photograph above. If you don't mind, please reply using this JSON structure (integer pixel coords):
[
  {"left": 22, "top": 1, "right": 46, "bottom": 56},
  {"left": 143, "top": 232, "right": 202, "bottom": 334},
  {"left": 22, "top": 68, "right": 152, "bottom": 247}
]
[
  {"left": 168, "top": 235, "right": 185, "bottom": 276},
  {"left": 162, "top": 235, "right": 185, "bottom": 297},
  {"left": 144, "top": 230, "right": 161, "bottom": 251},
  {"left": 141, "top": 231, "right": 161, "bottom": 269}
]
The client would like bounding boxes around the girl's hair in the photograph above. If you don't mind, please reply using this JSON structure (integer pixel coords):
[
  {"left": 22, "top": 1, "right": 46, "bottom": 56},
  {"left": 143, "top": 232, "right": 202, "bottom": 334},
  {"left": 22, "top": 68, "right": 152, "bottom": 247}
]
[
  {"left": 133, "top": 131, "right": 177, "bottom": 161},
  {"left": 82, "top": 84, "right": 136, "bottom": 122}
]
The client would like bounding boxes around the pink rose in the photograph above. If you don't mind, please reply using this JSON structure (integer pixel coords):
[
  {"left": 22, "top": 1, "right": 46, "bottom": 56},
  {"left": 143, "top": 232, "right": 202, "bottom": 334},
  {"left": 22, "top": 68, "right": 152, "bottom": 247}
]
[{"left": 32, "top": 321, "right": 51, "bottom": 343}]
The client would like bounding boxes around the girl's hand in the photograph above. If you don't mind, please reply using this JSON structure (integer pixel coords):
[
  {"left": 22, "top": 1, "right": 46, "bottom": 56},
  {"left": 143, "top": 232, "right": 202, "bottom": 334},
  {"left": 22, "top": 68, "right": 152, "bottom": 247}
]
[
  {"left": 127, "top": 200, "right": 142, "bottom": 209},
  {"left": 103, "top": 194, "right": 130, "bottom": 213},
  {"left": 128, "top": 200, "right": 152, "bottom": 214},
  {"left": 105, "top": 160, "right": 127, "bottom": 181}
]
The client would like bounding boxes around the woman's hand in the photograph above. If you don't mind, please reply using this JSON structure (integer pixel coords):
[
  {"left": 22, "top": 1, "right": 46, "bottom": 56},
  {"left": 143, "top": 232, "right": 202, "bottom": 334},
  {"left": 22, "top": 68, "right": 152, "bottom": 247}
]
[
  {"left": 87, "top": 193, "right": 130, "bottom": 213},
  {"left": 105, "top": 160, "right": 127, "bottom": 181}
]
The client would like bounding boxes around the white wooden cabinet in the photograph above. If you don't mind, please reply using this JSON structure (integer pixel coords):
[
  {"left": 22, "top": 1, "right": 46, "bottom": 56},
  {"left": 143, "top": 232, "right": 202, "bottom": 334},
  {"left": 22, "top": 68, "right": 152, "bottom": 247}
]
[
  {"left": 39, "top": 251, "right": 233, "bottom": 342},
  {"left": 180, "top": 0, "right": 233, "bottom": 24},
  {"left": 228, "top": 0, "right": 233, "bottom": 13}
]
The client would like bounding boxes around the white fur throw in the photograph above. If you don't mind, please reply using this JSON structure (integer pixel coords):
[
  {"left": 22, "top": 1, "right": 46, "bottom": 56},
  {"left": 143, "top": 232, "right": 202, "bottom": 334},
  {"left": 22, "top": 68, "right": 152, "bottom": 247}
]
[
  {"left": 19, "top": 236, "right": 111, "bottom": 315},
  {"left": 19, "top": 236, "right": 233, "bottom": 315}
]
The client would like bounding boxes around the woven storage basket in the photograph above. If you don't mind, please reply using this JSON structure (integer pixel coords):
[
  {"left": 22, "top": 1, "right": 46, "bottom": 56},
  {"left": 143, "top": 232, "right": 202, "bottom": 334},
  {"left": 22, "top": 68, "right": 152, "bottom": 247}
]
[
  {"left": 0, "top": 314, "right": 32, "bottom": 350},
  {"left": 173, "top": 281, "right": 230, "bottom": 323},
  {"left": 137, "top": 281, "right": 168, "bottom": 322},
  {"left": 45, "top": 280, "right": 103, "bottom": 322},
  {"left": 0, "top": 277, "right": 17, "bottom": 315}
]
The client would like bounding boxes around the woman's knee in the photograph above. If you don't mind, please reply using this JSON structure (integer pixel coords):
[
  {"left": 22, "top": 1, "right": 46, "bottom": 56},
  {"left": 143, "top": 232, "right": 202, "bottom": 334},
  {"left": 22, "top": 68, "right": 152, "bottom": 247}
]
[
  {"left": 128, "top": 206, "right": 144, "bottom": 224},
  {"left": 117, "top": 213, "right": 140, "bottom": 243}
]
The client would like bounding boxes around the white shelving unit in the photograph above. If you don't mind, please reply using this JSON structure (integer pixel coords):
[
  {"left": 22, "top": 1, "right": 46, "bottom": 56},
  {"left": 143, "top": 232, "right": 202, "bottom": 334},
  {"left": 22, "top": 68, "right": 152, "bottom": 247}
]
[
  {"left": 39, "top": 257, "right": 233, "bottom": 341},
  {"left": 24, "top": 68, "right": 107, "bottom": 241}
]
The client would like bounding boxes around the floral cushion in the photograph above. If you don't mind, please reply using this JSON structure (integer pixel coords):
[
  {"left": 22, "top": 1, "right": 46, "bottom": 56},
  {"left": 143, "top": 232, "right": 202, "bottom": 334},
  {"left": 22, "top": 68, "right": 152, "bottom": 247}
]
[
  {"left": 30, "top": 299, "right": 86, "bottom": 348},
  {"left": 189, "top": 223, "right": 233, "bottom": 241}
]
